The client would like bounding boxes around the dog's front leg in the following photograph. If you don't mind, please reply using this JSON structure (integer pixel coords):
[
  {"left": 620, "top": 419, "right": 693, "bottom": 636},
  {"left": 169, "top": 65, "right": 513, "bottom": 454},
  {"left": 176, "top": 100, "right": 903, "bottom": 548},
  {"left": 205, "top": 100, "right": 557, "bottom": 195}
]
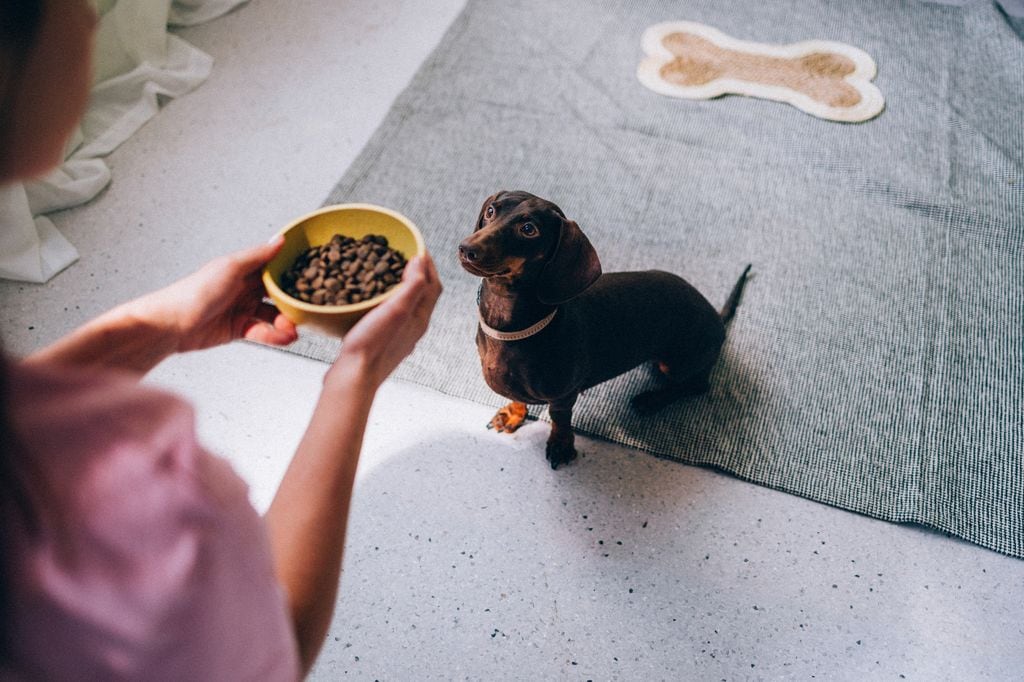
[
  {"left": 546, "top": 395, "right": 578, "bottom": 470},
  {"left": 488, "top": 401, "right": 528, "bottom": 433}
]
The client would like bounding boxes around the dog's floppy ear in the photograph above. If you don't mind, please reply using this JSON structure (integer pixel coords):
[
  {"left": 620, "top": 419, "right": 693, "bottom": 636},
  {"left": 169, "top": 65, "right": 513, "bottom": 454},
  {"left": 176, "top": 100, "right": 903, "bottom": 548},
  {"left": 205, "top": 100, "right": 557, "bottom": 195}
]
[
  {"left": 475, "top": 191, "right": 502, "bottom": 231},
  {"left": 537, "top": 218, "right": 602, "bottom": 304}
]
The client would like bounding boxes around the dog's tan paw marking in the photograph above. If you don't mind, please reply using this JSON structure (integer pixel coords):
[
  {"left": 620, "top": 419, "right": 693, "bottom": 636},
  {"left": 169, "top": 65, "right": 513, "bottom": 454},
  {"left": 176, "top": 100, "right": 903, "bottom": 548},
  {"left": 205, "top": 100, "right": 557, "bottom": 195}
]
[
  {"left": 637, "top": 21, "right": 884, "bottom": 122},
  {"left": 488, "top": 402, "right": 528, "bottom": 433}
]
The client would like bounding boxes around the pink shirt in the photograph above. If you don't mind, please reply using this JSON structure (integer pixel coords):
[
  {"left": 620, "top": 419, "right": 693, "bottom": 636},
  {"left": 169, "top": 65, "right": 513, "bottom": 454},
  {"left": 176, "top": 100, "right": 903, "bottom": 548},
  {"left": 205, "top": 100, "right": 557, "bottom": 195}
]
[{"left": 1, "top": 360, "right": 299, "bottom": 681}]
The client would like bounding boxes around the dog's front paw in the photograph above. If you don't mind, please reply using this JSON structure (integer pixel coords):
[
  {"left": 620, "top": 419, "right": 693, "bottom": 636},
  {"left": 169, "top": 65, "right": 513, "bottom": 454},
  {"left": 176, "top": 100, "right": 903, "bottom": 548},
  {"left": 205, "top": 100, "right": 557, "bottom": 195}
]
[
  {"left": 487, "top": 401, "right": 528, "bottom": 433},
  {"left": 545, "top": 437, "right": 577, "bottom": 470}
]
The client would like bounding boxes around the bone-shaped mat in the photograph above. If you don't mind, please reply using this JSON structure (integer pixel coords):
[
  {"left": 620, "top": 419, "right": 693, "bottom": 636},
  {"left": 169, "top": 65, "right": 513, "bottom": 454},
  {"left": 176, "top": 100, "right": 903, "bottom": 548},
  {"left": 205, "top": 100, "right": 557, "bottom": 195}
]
[{"left": 637, "top": 21, "right": 884, "bottom": 122}]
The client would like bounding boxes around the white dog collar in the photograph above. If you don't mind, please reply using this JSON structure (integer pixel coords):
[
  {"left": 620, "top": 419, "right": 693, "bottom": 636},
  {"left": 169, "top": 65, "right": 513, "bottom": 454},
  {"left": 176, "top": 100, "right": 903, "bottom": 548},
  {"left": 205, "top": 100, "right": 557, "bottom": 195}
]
[{"left": 478, "top": 309, "right": 557, "bottom": 342}]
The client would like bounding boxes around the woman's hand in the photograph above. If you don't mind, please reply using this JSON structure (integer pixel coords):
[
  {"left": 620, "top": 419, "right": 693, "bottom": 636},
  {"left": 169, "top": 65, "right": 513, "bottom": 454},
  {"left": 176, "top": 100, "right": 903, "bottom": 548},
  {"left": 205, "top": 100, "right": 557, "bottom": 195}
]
[
  {"left": 324, "top": 251, "right": 442, "bottom": 393},
  {"left": 132, "top": 236, "right": 299, "bottom": 353}
]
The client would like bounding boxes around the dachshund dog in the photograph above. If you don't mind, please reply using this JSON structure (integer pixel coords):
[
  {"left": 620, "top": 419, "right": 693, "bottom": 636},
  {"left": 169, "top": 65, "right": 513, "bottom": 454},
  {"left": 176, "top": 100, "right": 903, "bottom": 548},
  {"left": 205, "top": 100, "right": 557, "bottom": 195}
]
[{"left": 458, "top": 190, "right": 751, "bottom": 469}]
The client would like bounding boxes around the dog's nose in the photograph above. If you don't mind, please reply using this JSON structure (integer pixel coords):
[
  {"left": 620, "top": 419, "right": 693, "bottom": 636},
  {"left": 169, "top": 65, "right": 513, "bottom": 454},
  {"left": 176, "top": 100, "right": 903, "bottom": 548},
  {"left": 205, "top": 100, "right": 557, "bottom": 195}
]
[{"left": 458, "top": 243, "right": 478, "bottom": 262}]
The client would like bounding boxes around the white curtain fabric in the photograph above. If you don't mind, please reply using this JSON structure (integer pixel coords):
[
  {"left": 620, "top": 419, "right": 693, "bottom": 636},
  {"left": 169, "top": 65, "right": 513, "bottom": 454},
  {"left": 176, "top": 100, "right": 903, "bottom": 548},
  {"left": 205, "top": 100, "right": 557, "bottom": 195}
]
[{"left": 0, "top": 0, "right": 248, "bottom": 283}]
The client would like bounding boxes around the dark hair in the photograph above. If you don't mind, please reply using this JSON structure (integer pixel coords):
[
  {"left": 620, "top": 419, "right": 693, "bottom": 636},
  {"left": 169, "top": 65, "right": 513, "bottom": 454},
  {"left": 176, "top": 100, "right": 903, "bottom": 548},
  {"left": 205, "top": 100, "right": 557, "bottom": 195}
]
[
  {"left": 1, "top": 1, "right": 46, "bottom": 660},
  {"left": 1, "top": 350, "right": 43, "bottom": 664},
  {"left": 0, "top": 0, "right": 46, "bottom": 177},
  {"left": 0, "top": 352, "right": 29, "bottom": 662},
  {"left": 0, "top": 0, "right": 46, "bottom": 502},
  {"left": 0, "top": 0, "right": 50, "bottom": 539},
  {"left": 0, "top": 0, "right": 43, "bottom": 44},
  {"left": 1, "top": 2, "right": 48, "bottom": 662}
]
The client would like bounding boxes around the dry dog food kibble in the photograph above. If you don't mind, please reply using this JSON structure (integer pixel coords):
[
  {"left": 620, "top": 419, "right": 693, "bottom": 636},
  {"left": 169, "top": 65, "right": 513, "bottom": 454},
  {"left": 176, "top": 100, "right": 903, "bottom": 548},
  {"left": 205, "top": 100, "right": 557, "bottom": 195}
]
[{"left": 280, "top": 233, "right": 407, "bottom": 305}]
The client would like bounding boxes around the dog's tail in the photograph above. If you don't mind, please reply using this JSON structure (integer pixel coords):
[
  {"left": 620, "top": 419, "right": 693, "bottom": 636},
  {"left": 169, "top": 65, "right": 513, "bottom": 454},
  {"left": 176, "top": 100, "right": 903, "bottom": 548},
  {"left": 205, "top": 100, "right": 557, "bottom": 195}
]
[{"left": 720, "top": 264, "right": 752, "bottom": 325}]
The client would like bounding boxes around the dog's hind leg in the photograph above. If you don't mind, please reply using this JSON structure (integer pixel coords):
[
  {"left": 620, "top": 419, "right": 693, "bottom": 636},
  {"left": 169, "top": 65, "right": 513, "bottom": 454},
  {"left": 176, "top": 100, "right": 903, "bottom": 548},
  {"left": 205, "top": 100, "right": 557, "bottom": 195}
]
[
  {"left": 634, "top": 264, "right": 749, "bottom": 415},
  {"left": 631, "top": 385, "right": 686, "bottom": 414},
  {"left": 630, "top": 373, "right": 710, "bottom": 414},
  {"left": 546, "top": 395, "right": 578, "bottom": 469},
  {"left": 630, "top": 355, "right": 715, "bottom": 415}
]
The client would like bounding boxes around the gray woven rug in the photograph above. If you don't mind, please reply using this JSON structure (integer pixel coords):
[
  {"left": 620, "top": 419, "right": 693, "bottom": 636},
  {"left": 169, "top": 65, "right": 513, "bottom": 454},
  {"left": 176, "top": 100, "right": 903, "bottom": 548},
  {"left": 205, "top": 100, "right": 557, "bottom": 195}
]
[{"left": 273, "top": 0, "right": 1024, "bottom": 558}]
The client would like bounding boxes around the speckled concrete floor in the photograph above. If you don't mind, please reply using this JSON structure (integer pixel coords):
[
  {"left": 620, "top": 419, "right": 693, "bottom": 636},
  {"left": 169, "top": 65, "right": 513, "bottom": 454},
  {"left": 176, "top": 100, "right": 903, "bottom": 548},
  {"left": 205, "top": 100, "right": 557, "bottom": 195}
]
[{"left": 2, "top": 1, "right": 1022, "bottom": 679}]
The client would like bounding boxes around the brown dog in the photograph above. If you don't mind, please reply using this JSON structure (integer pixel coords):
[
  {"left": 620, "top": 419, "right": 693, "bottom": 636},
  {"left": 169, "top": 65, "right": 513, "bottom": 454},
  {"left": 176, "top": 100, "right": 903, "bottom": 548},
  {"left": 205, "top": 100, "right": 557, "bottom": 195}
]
[{"left": 458, "top": 190, "right": 750, "bottom": 469}]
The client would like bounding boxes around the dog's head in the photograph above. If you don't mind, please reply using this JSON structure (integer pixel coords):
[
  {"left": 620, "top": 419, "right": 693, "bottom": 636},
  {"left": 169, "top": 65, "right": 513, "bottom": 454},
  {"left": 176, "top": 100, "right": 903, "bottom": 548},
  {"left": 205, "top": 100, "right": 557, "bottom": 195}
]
[{"left": 458, "top": 190, "right": 602, "bottom": 304}]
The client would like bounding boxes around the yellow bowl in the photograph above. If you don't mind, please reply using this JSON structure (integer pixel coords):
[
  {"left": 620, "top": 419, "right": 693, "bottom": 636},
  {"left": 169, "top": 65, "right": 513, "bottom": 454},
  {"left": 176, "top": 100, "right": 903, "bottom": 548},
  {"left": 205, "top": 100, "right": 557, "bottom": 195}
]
[{"left": 263, "top": 203, "right": 425, "bottom": 337}]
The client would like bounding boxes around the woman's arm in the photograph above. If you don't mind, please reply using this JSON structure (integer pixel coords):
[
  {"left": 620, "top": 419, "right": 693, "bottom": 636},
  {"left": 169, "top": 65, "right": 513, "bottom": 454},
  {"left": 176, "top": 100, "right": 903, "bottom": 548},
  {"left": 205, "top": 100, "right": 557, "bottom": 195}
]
[
  {"left": 26, "top": 238, "right": 297, "bottom": 375},
  {"left": 262, "top": 365, "right": 372, "bottom": 674},
  {"left": 25, "top": 302, "right": 181, "bottom": 376},
  {"left": 265, "top": 253, "right": 441, "bottom": 677}
]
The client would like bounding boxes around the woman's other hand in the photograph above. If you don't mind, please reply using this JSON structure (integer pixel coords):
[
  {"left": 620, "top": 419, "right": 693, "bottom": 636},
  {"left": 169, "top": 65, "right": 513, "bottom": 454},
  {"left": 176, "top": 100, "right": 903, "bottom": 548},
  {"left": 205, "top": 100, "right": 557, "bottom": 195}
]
[
  {"left": 325, "top": 251, "right": 442, "bottom": 393},
  {"left": 135, "top": 236, "right": 299, "bottom": 353}
]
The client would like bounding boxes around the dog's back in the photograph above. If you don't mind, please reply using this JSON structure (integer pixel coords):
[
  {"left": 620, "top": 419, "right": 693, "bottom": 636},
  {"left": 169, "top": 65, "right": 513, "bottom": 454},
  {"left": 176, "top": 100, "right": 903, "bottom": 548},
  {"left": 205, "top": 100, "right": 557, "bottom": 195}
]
[{"left": 565, "top": 270, "right": 725, "bottom": 389}]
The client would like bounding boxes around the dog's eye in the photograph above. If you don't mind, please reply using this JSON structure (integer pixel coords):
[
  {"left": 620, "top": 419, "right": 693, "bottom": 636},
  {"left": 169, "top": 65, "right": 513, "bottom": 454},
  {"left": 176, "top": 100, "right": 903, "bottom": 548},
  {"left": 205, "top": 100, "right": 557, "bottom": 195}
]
[
  {"left": 519, "top": 222, "right": 538, "bottom": 237},
  {"left": 485, "top": 205, "right": 495, "bottom": 219}
]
